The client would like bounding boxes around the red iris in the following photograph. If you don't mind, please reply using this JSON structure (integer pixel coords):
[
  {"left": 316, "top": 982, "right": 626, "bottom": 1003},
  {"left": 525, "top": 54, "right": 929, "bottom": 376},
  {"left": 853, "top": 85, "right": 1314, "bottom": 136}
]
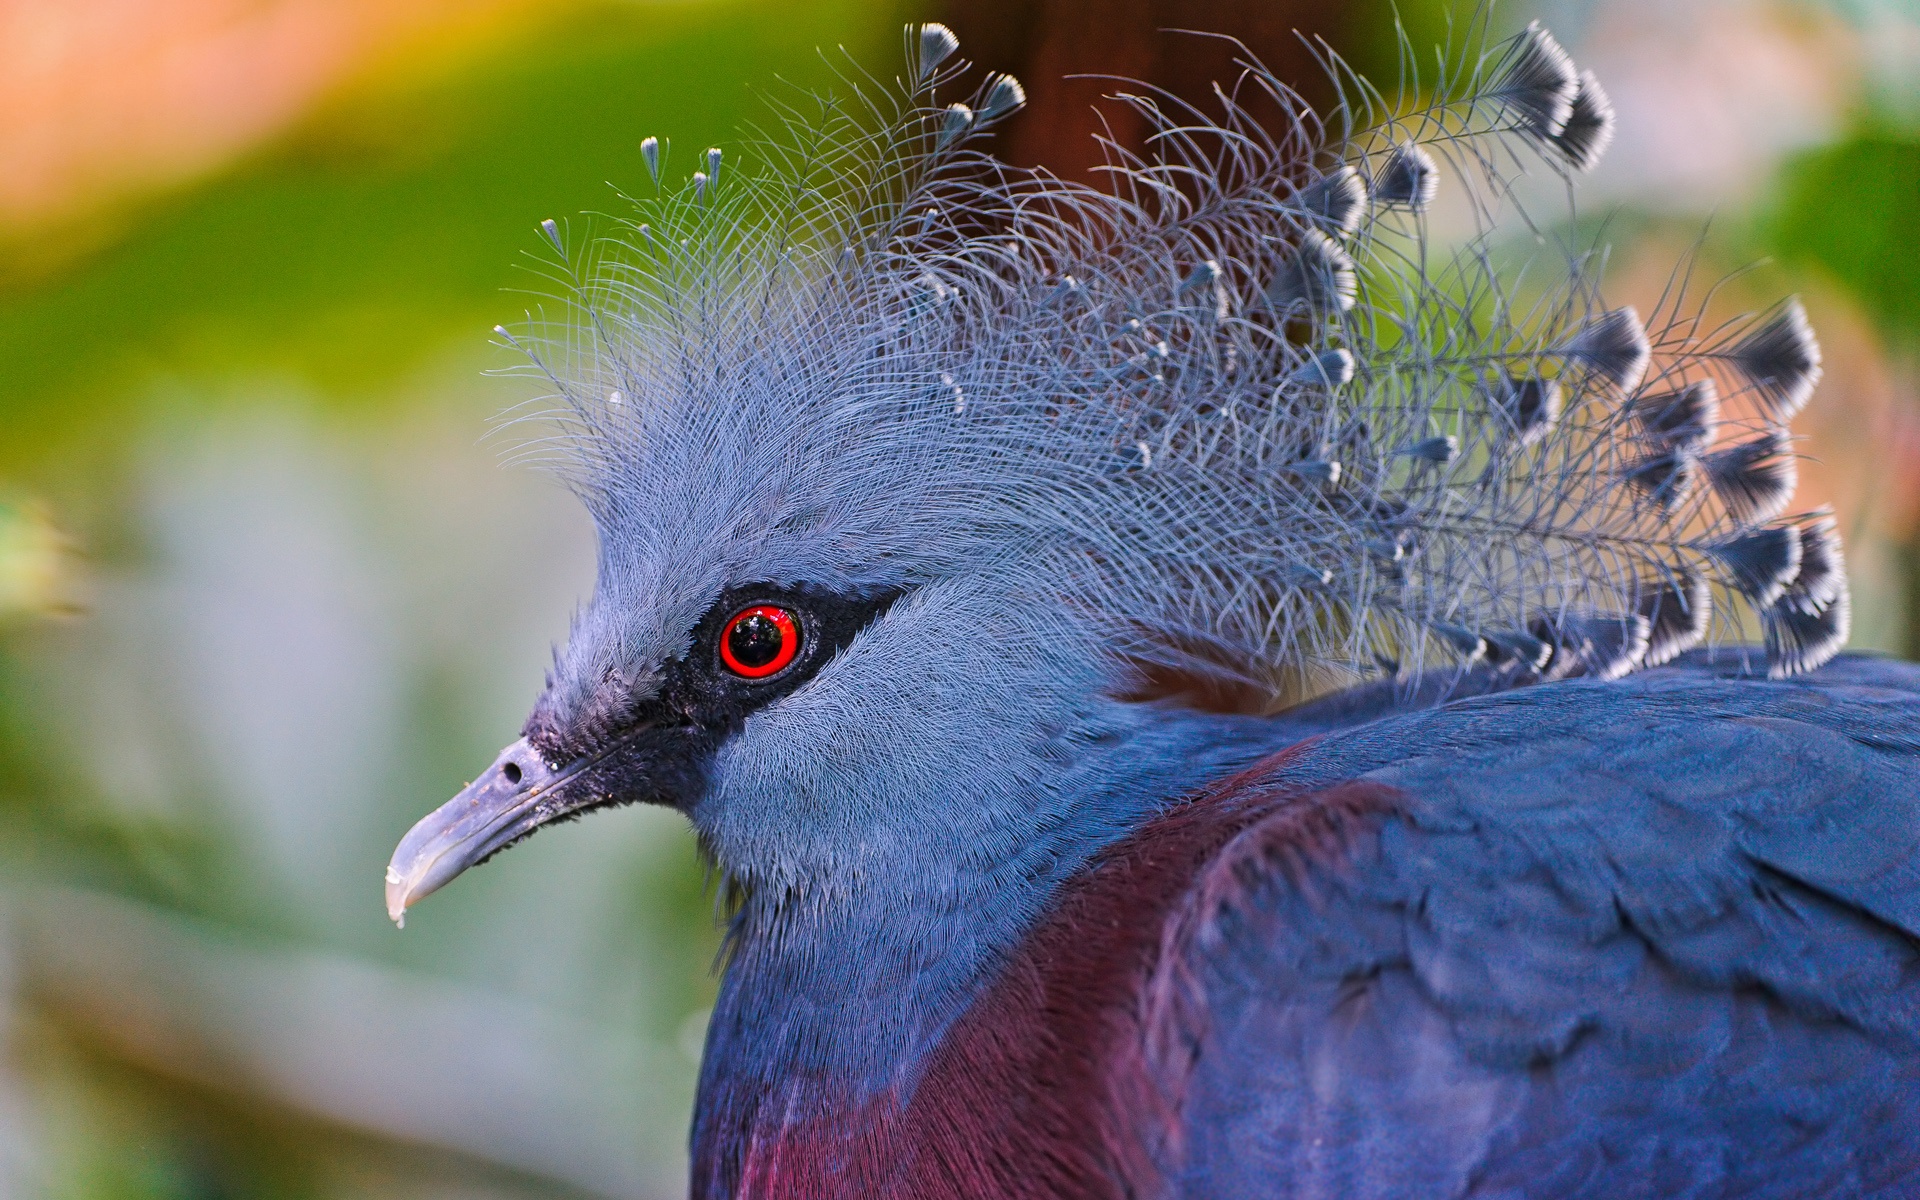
[{"left": 719, "top": 605, "right": 801, "bottom": 678}]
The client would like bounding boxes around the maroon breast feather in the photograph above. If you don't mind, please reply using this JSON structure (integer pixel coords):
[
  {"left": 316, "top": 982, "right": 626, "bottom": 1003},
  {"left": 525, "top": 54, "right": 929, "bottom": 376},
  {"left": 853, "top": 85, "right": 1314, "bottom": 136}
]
[{"left": 729, "top": 738, "right": 1404, "bottom": 1199}]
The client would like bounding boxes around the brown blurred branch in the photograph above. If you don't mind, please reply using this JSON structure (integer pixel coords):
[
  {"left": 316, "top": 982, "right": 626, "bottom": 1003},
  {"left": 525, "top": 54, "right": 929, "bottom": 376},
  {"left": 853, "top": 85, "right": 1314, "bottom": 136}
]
[{"left": 936, "top": 0, "right": 1355, "bottom": 183}]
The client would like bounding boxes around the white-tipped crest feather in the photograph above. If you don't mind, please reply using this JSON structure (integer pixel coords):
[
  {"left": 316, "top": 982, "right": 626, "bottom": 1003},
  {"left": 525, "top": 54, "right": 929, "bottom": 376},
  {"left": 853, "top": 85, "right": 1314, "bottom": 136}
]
[
  {"left": 918, "top": 23, "right": 960, "bottom": 78},
  {"left": 1555, "top": 70, "right": 1615, "bottom": 170}
]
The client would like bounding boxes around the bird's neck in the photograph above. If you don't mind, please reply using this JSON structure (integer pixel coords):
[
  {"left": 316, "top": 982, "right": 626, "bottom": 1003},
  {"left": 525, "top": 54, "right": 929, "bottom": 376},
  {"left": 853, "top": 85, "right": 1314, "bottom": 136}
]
[{"left": 689, "top": 701, "right": 1286, "bottom": 1195}]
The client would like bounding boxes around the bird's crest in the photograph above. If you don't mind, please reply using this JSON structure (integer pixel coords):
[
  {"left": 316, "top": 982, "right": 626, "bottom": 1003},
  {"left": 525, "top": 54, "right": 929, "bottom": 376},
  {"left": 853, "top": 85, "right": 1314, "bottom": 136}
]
[{"left": 501, "top": 18, "right": 1846, "bottom": 704}]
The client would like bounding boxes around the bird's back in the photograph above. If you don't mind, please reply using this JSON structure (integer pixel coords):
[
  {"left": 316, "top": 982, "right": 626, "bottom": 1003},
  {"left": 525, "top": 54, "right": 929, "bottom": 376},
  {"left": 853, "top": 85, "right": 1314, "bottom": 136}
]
[{"left": 881, "top": 656, "right": 1920, "bottom": 1199}]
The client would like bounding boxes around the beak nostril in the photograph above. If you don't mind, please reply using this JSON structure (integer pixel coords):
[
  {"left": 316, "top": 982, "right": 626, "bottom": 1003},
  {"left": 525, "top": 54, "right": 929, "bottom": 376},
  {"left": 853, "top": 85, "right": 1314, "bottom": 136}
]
[{"left": 502, "top": 761, "right": 523, "bottom": 785}]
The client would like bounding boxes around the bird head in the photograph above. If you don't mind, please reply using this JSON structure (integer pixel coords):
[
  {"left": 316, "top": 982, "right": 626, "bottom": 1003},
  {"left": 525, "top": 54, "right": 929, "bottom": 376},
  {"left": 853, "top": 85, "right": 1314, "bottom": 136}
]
[
  {"left": 383, "top": 421, "right": 1120, "bottom": 922},
  {"left": 383, "top": 40, "right": 1116, "bottom": 919},
  {"left": 387, "top": 22, "right": 1844, "bottom": 924}
]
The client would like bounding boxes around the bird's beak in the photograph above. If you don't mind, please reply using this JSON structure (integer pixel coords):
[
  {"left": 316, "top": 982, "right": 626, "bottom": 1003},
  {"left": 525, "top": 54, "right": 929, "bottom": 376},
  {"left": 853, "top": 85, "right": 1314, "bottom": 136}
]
[{"left": 384, "top": 737, "right": 586, "bottom": 926}]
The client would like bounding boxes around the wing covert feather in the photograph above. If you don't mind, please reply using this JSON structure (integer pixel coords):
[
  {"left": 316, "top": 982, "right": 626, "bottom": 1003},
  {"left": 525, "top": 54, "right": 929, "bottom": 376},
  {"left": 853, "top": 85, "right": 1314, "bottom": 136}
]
[{"left": 1166, "top": 655, "right": 1920, "bottom": 1199}]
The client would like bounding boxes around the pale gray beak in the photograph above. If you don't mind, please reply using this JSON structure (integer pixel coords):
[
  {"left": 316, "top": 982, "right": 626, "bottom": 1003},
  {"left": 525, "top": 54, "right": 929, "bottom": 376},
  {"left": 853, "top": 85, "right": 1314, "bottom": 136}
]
[
  {"left": 387, "top": 718, "right": 710, "bottom": 926},
  {"left": 384, "top": 738, "right": 568, "bottom": 926}
]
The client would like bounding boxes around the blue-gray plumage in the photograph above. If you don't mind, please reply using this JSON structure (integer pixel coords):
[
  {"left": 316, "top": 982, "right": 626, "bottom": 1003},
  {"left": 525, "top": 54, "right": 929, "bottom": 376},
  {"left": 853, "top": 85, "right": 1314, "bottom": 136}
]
[
  {"left": 1172, "top": 652, "right": 1920, "bottom": 1198},
  {"left": 380, "top": 18, "right": 1915, "bottom": 1198}
]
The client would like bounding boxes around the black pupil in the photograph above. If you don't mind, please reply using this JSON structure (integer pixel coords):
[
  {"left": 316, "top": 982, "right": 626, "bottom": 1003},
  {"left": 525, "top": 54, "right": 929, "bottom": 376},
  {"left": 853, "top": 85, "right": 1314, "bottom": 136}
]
[{"left": 728, "top": 613, "right": 788, "bottom": 670}]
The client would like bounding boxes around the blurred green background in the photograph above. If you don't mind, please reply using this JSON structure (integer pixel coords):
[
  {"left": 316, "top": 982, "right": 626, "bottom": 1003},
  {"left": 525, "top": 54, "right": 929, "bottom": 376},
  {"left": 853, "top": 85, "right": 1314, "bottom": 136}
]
[{"left": 0, "top": 0, "right": 1914, "bottom": 1195}]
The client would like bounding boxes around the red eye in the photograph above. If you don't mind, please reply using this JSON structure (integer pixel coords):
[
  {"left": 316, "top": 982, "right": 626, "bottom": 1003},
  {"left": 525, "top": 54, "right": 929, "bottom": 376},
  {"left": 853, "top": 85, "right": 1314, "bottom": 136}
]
[{"left": 719, "top": 605, "right": 801, "bottom": 678}]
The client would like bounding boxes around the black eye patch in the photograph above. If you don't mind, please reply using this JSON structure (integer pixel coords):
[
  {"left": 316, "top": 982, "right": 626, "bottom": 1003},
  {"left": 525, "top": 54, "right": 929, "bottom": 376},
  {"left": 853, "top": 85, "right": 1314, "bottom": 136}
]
[
  {"left": 646, "top": 584, "right": 903, "bottom": 735},
  {"left": 526, "top": 585, "right": 902, "bottom": 766}
]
